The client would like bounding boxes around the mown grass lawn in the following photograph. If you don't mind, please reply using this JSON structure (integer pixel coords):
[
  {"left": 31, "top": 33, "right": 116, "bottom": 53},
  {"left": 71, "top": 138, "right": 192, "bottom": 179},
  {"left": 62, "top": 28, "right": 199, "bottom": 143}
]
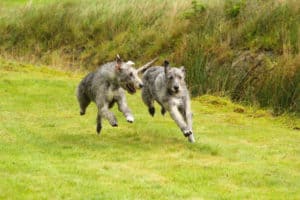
[{"left": 0, "top": 60, "right": 299, "bottom": 199}]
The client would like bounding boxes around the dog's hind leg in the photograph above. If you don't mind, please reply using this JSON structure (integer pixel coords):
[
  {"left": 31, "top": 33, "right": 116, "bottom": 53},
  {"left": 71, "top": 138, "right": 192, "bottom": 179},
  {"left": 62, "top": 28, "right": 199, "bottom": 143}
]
[
  {"left": 157, "top": 102, "right": 166, "bottom": 116},
  {"left": 108, "top": 99, "right": 117, "bottom": 109},
  {"left": 77, "top": 90, "right": 91, "bottom": 115},
  {"left": 142, "top": 88, "right": 155, "bottom": 116},
  {"left": 96, "top": 113, "right": 102, "bottom": 134},
  {"left": 161, "top": 107, "right": 166, "bottom": 115}
]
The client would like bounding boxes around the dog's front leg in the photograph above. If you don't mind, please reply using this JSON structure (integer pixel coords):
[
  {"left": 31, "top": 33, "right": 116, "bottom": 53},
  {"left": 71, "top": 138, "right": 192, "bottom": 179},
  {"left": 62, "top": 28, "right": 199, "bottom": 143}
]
[
  {"left": 169, "top": 106, "right": 188, "bottom": 133},
  {"left": 185, "top": 103, "right": 195, "bottom": 143},
  {"left": 185, "top": 97, "right": 193, "bottom": 132},
  {"left": 169, "top": 105, "right": 195, "bottom": 143},
  {"left": 180, "top": 96, "right": 195, "bottom": 143},
  {"left": 116, "top": 94, "right": 134, "bottom": 123},
  {"left": 99, "top": 104, "right": 118, "bottom": 127}
]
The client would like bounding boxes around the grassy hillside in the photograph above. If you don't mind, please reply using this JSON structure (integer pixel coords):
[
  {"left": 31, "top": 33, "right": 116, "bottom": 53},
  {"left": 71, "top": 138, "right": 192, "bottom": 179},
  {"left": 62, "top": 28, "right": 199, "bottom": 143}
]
[
  {"left": 0, "top": 0, "right": 299, "bottom": 113},
  {"left": 0, "top": 60, "right": 299, "bottom": 199}
]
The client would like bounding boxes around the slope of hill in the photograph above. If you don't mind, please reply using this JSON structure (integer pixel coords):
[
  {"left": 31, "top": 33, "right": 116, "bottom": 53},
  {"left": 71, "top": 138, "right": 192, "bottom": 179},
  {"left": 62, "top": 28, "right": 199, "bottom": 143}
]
[
  {"left": 0, "top": 60, "right": 299, "bottom": 199},
  {"left": 0, "top": 0, "right": 299, "bottom": 113}
]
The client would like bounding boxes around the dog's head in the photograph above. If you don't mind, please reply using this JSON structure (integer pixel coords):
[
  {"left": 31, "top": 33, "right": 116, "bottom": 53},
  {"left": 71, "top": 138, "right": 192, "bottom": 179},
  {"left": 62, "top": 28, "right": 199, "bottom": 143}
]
[
  {"left": 115, "top": 55, "right": 158, "bottom": 94},
  {"left": 115, "top": 55, "right": 143, "bottom": 94},
  {"left": 164, "top": 60, "right": 186, "bottom": 95}
]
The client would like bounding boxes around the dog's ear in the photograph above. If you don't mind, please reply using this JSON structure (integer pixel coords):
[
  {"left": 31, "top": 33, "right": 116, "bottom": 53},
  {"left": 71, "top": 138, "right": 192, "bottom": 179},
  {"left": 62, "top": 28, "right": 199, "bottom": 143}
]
[
  {"left": 126, "top": 61, "right": 135, "bottom": 66},
  {"left": 180, "top": 66, "right": 185, "bottom": 74},
  {"left": 164, "top": 60, "right": 169, "bottom": 74},
  {"left": 115, "top": 54, "right": 122, "bottom": 71},
  {"left": 180, "top": 66, "right": 186, "bottom": 79}
]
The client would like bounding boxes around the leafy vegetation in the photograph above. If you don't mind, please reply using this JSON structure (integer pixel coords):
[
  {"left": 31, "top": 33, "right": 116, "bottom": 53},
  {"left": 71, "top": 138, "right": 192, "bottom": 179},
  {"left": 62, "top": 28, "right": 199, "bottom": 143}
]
[
  {"left": 0, "top": 0, "right": 299, "bottom": 113},
  {"left": 0, "top": 60, "right": 299, "bottom": 199}
]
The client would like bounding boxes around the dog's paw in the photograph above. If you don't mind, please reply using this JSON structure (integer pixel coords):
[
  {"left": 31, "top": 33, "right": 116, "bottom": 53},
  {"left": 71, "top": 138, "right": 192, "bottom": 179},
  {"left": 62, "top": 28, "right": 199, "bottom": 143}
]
[
  {"left": 161, "top": 107, "right": 166, "bottom": 116},
  {"left": 109, "top": 118, "right": 118, "bottom": 127},
  {"left": 183, "top": 130, "right": 195, "bottom": 143},
  {"left": 183, "top": 130, "right": 192, "bottom": 137},
  {"left": 96, "top": 124, "right": 102, "bottom": 134},
  {"left": 126, "top": 116, "right": 134, "bottom": 123},
  {"left": 149, "top": 107, "right": 155, "bottom": 116},
  {"left": 188, "top": 134, "right": 195, "bottom": 143},
  {"left": 112, "top": 123, "right": 118, "bottom": 127}
]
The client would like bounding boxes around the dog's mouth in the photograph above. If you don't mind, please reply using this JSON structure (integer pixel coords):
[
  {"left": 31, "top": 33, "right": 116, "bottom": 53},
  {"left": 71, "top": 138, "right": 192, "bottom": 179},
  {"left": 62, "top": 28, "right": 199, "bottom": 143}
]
[
  {"left": 125, "top": 83, "right": 136, "bottom": 94},
  {"left": 167, "top": 88, "right": 179, "bottom": 95}
]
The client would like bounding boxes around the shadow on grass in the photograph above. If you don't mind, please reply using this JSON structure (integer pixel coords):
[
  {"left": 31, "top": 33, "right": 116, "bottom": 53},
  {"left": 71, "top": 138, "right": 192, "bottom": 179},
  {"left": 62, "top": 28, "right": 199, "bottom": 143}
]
[
  {"left": 47, "top": 128, "right": 220, "bottom": 157},
  {"left": 5, "top": 113, "right": 220, "bottom": 159}
]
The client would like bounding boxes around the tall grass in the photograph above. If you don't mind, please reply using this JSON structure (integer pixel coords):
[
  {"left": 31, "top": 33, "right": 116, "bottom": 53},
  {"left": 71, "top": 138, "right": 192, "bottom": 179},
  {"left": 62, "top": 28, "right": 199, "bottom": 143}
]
[
  {"left": 0, "top": 0, "right": 299, "bottom": 113},
  {"left": 176, "top": 0, "right": 300, "bottom": 114},
  {"left": 0, "top": 0, "right": 190, "bottom": 67}
]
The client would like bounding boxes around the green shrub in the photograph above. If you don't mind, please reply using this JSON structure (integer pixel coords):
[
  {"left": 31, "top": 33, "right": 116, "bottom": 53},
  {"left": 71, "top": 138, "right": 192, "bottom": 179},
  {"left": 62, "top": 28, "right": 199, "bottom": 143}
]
[{"left": 225, "top": 0, "right": 245, "bottom": 19}]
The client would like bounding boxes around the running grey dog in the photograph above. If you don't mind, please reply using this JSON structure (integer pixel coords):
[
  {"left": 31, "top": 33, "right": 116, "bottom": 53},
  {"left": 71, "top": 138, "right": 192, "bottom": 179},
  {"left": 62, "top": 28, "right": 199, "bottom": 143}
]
[
  {"left": 77, "top": 55, "right": 157, "bottom": 134},
  {"left": 141, "top": 60, "right": 195, "bottom": 143}
]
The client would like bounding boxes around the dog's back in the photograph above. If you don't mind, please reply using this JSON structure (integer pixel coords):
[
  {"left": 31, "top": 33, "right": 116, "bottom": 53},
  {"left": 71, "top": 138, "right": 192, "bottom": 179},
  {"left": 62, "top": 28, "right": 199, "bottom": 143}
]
[
  {"left": 78, "top": 62, "right": 116, "bottom": 102},
  {"left": 142, "top": 67, "right": 165, "bottom": 100},
  {"left": 143, "top": 67, "right": 164, "bottom": 82}
]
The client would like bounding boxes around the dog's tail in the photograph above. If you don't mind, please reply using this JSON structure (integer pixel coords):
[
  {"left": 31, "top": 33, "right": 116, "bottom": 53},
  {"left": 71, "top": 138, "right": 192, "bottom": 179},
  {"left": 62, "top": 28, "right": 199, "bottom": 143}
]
[{"left": 137, "top": 57, "right": 159, "bottom": 74}]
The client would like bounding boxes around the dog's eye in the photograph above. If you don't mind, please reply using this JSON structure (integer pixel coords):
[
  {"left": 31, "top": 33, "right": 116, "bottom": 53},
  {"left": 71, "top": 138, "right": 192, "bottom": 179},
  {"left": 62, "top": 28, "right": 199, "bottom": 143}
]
[
  {"left": 169, "top": 76, "right": 173, "bottom": 80},
  {"left": 129, "top": 72, "right": 133, "bottom": 77},
  {"left": 178, "top": 76, "right": 182, "bottom": 80}
]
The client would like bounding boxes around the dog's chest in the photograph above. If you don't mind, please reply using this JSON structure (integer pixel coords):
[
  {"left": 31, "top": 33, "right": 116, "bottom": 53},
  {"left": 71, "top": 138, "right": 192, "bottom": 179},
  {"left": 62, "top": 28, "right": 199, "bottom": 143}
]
[
  {"left": 160, "top": 95, "right": 184, "bottom": 109},
  {"left": 170, "top": 97, "right": 184, "bottom": 107},
  {"left": 106, "top": 87, "right": 119, "bottom": 101}
]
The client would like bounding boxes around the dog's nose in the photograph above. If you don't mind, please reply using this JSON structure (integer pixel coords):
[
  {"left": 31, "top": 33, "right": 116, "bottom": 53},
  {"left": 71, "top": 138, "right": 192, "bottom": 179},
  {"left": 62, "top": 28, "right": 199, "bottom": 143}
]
[
  {"left": 139, "top": 83, "right": 144, "bottom": 88},
  {"left": 174, "top": 86, "right": 179, "bottom": 91}
]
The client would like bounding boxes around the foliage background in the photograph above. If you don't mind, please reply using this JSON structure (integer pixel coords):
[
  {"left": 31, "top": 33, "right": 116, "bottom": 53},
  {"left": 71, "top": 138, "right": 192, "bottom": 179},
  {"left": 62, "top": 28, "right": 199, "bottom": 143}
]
[{"left": 0, "top": 0, "right": 299, "bottom": 113}]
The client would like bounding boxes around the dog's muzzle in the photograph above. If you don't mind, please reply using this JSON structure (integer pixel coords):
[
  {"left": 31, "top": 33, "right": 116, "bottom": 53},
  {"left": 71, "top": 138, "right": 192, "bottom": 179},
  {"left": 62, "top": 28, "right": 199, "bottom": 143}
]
[
  {"left": 173, "top": 86, "right": 179, "bottom": 93},
  {"left": 125, "top": 83, "right": 136, "bottom": 94}
]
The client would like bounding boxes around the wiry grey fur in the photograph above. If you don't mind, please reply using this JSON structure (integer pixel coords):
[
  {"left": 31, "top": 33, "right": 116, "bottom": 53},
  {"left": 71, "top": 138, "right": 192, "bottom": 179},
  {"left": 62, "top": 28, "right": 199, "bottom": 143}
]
[
  {"left": 141, "top": 60, "right": 195, "bottom": 143},
  {"left": 77, "top": 55, "right": 157, "bottom": 134}
]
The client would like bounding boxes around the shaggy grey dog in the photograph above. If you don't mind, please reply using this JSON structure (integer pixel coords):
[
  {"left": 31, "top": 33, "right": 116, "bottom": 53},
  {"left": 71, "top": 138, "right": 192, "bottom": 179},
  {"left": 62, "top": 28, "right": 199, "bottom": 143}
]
[
  {"left": 77, "top": 55, "right": 157, "bottom": 134},
  {"left": 141, "top": 60, "right": 195, "bottom": 143}
]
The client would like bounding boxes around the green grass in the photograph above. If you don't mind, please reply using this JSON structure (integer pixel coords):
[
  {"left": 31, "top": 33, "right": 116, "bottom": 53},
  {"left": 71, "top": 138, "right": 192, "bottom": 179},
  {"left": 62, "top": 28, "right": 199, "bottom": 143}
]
[
  {"left": 0, "top": 0, "right": 54, "bottom": 7},
  {"left": 0, "top": 60, "right": 299, "bottom": 199}
]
